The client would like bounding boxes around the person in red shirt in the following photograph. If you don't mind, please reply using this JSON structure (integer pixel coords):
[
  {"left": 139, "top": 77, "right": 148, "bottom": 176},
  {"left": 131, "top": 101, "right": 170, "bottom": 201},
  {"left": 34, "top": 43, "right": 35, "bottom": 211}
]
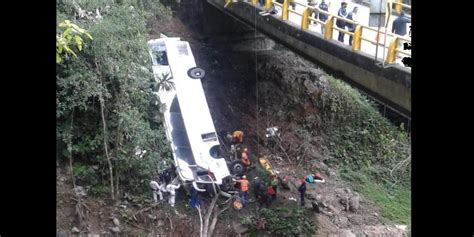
[{"left": 266, "top": 184, "right": 276, "bottom": 207}]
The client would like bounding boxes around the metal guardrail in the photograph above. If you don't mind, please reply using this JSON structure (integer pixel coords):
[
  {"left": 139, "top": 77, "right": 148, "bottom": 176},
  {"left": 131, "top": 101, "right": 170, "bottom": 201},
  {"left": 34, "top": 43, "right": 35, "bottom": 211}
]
[{"left": 225, "top": 0, "right": 411, "bottom": 65}]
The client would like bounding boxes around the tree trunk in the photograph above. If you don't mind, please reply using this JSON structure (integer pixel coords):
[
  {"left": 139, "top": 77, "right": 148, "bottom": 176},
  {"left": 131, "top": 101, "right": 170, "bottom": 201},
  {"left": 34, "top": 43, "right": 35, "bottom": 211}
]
[
  {"left": 95, "top": 60, "right": 115, "bottom": 202},
  {"left": 208, "top": 203, "right": 231, "bottom": 237},
  {"left": 100, "top": 96, "right": 115, "bottom": 201},
  {"left": 115, "top": 163, "right": 119, "bottom": 198},
  {"left": 115, "top": 119, "right": 121, "bottom": 199},
  {"left": 68, "top": 108, "right": 76, "bottom": 189},
  {"left": 115, "top": 103, "right": 122, "bottom": 197},
  {"left": 202, "top": 194, "right": 219, "bottom": 237}
]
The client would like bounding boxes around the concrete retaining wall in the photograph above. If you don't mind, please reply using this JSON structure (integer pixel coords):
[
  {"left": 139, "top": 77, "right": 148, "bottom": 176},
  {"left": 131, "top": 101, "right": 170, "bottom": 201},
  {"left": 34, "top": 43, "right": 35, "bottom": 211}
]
[{"left": 206, "top": 0, "right": 411, "bottom": 115}]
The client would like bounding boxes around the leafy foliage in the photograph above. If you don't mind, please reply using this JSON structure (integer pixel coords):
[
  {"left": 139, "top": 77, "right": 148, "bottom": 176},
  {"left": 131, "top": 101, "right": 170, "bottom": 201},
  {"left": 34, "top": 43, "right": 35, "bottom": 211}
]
[
  {"left": 241, "top": 204, "right": 316, "bottom": 236},
  {"left": 56, "top": 20, "right": 93, "bottom": 64},
  {"left": 313, "top": 76, "right": 411, "bottom": 224},
  {"left": 340, "top": 168, "right": 411, "bottom": 225},
  {"left": 316, "top": 76, "right": 411, "bottom": 187},
  {"left": 57, "top": 0, "right": 172, "bottom": 197}
]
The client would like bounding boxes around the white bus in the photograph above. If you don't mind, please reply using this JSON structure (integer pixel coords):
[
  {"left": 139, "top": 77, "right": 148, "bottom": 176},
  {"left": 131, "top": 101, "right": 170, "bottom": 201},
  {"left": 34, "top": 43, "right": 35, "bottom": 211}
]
[{"left": 148, "top": 37, "right": 236, "bottom": 194}]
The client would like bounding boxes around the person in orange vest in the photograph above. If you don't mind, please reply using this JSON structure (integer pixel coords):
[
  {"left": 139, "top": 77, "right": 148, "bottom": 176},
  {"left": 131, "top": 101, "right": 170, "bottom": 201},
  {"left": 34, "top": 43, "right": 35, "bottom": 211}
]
[
  {"left": 232, "top": 130, "right": 244, "bottom": 144},
  {"left": 236, "top": 175, "right": 250, "bottom": 205},
  {"left": 241, "top": 148, "right": 251, "bottom": 167}
]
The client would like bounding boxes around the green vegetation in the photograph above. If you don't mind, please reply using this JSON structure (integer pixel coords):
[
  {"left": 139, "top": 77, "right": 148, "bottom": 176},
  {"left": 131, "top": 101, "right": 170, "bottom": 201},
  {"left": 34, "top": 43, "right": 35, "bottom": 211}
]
[
  {"left": 241, "top": 203, "right": 316, "bottom": 236},
  {"left": 316, "top": 76, "right": 411, "bottom": 224},
  {"left": 340, "top": 168, "right": 410, "bottom": 225},
  {"left": 56, "top": 20, "right": 93, "bottom": 64},
  {"left": 56, "top": 0, "right": 173, "bottom": 200}
]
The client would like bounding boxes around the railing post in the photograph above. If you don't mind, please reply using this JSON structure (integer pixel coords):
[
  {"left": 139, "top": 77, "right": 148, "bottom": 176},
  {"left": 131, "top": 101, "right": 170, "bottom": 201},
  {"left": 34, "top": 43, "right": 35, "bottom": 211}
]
[
  {"left": 252, "top": 0, "right": 257, "bottom": 5},
  {"left": 352, "top": 25, "right": 362, "bottom": 51},
  {"left": 324, "top": 16, "right": 334, "bottom": 39},
  {"left": 265, "top": 0, "right": 272, "bottom": 9},
  {"left": 395, "top": 0, "right": 402, "bottom": 13},
  {"left": 301, "top": 7, "right": 310, "bottom": 30},
  {"left": 386, "top": 37, "right": 399, "bottom": 64},
  {"left": 282, "top": 0, "right": 289, "bottom": 20}
]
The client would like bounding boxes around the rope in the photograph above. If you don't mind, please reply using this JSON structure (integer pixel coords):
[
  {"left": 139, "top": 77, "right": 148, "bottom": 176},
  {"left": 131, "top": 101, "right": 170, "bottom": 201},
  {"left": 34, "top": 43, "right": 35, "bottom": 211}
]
[{"left": 255, "top": 0, "right": 259, "bottom": 160}]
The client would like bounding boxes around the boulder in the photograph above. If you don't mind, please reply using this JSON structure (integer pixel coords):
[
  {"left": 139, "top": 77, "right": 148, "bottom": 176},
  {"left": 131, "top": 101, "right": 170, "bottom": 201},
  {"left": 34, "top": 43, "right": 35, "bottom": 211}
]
[{"left": 349, "top": 195, "right": 360, "bottom": 213}]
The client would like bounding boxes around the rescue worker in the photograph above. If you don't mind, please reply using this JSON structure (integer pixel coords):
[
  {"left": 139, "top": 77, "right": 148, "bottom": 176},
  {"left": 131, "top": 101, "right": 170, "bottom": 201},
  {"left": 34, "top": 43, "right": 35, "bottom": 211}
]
[
  {"left": 150, "top": 180, "right": 165, "bottom": 203},
  {"left": 257, "top": 181, "right": 268, "bottom": 209},
  {"left": 166, "top": 182, "right": 181, "bottom": 207},
  {"left": 232, "top": 130, "right": 244, "bottom": 144},
  {"left": 271, "top": 176, "right": 278, "bottom": 195},
  {"left": 236, "top": 175, "right": 250, "bottom": 205},
  {"left": 336, "top": 2, "right": 348, "bottom": 43},
  {"left": 241, "top": 148, "right": 251, "bottom": 167},
  {"left": 252, "top": 177, "right": 262, "bottom": 200},
  {"left": 298, "top": 179, "right": 307, "bottom": 206},
  {"left": 266, "top": 184, "right": 276, "bottom": 207}
]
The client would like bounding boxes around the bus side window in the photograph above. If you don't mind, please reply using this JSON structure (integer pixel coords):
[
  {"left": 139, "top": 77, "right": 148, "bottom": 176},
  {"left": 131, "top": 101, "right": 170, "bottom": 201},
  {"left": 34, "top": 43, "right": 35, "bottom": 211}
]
[{"left": 157, "top": 51, "right": 169, "bottom": 66}]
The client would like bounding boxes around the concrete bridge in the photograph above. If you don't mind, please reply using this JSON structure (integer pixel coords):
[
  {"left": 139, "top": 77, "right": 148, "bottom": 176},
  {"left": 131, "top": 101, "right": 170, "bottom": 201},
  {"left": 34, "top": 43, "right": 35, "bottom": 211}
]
[{"left": 204, "top": 0, "right": 411, "bottom": 117}]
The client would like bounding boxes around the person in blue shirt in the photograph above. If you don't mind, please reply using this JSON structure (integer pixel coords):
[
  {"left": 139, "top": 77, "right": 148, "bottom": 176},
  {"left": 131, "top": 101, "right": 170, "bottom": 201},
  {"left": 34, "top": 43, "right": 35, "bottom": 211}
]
[
  {"left": 336, "top": 2, "right": 348, "bottom": 43},
  {"left": 318, "top": 0, "right": 329, "bottom": 34},
  {"left": 392, "top": 11, "right": 411, "bottom": 36}
]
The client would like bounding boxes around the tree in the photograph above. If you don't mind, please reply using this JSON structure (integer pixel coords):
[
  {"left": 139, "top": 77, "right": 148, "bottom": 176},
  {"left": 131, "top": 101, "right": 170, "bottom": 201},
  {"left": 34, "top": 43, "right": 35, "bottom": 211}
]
[
  {"left": 56, "top": 20, "right": 93, "bottom": 64},
  {"left": 57, "top": 1, "right": 172, "bottom": 201}
]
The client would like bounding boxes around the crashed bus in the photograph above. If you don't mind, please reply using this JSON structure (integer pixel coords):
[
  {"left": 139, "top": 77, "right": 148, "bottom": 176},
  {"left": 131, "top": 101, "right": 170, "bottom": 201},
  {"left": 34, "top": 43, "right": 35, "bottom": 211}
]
[{"left": 148, "top": 37, "right": 237, "bottom": 194}]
